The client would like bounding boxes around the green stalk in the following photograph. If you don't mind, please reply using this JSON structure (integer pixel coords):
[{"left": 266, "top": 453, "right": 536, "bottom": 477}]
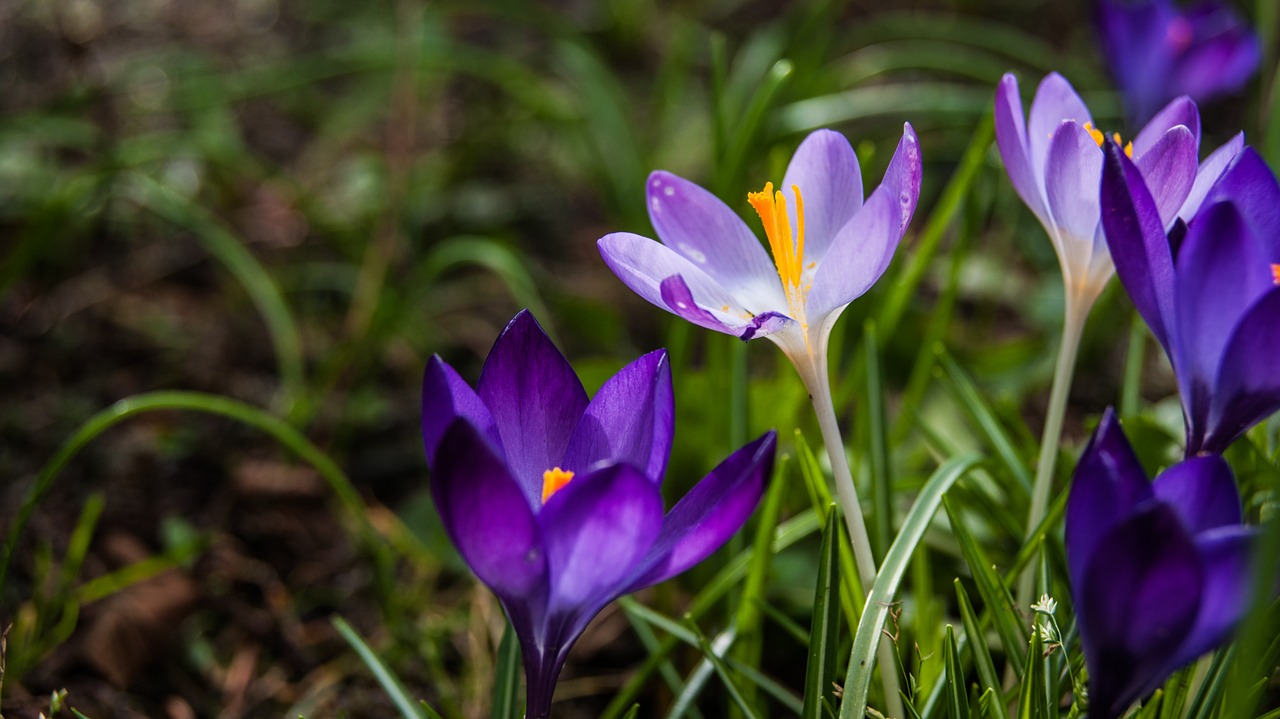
[{"left": 1016, "top": 293, "right": 1087, "bottom": 609}]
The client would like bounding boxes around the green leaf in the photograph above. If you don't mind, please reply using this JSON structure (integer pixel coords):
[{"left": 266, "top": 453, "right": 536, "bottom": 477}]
[
  {"left": 944, "top": 626, "right": 970, "bottom": 719},
  {"left": 1016, "top": 631, "right": 1047, "bottom": 719},
  {"left": 838, "top": 453, "right": 983, "bottom": 719},
  {"left": 935, "top": 347, "right": 1033, "bottom": 495},
  {"left": 802, "top": 505, "right": 844, "bottom": 719},
  {"left": 944, "top": 496, "right": 1029, "bottom": 677},
  {"left": 864, "top": 321, "right": 893, "bottom": 560},
  {"left": 332, "top": 616, "right": 438, "bottom": 719},
  {"left": 733, "top": 451, "right": 789, "bottom": 711},
  {"left": 954, "top": 580, "right": 1001, "bottom": 698},
  {"left": 491, "top": 621, "right": 522, "bottom": 719},
  {"left": 687, "top": 619, "right": 763, "bottom": 719}
]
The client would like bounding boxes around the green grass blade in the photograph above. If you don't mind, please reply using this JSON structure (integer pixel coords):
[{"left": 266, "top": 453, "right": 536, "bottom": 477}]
[
  {"left": 802, "top": 505, "right": 844, "bottom": 719},
  {"left": 1185, "top": 649, "right": 1234, "bottom": 719},
  {"left": 332, "top": 616, "right": 437, "bottom": 719},
  {"left": 936, "top": 347, "right": 1033, "bottom": 495},
  {"left": 732, "top": 450, "right": 788, "bottom": 711},
  {"left": 1016, "top": 631, "right": 1046, "bottom": 719},
  {"left": 491, "top": 621, "right": 522, "bottom": 719},
  {"left": 943, "top": 496, "right": 1029, "bottom": 678},
  {"left": 687, "top": 620, "right": 763, "bottom": 719},
  {"left": 795, "top": 429, "right": 863, "bottom": 623},
  {"left": 864, "top": 321, "right": 893, "bottom": 560},
  {"left": 838, "top": 453, "right": 983, "bottom": 719},
  {"left": 943, "top": 626, "right": 970, "bottom": 719},
  {"left": 954, "top": 580, "right": 1001, "bottom": 697}
]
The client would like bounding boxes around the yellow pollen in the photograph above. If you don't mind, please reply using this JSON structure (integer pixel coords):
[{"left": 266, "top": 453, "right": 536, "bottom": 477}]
[
  {"left": 1272, "top": 264, "right": 1280, "bottom": 285},
  {"left": 541, "top": 467, "right": 574, "bottom": 502},
  {"left": 1082, "top": 122, "right": 1133, "bottom": 158},
  {"left": 747, "top": 182, "right": 807, "bottom": 289}
]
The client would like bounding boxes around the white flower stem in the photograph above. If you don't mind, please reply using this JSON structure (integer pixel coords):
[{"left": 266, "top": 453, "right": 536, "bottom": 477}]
[
  {"left": 803, "top": 355, "right": 904, "bottom": 719},
  {"left": 1016, "top": 293, "right": 1088, "bottom": 609}
]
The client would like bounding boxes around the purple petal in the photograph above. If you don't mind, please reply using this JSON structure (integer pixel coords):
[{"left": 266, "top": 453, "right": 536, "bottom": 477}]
[
  {"left": 540, "top": 463, "right": 664, "bottom": 619},
  {"left": 599, "top": 233, "right": 781, "bottom": 335},
  {"left": 432, "top": 420, "right": 547, "bottom": 603},
  {"left": 1179, "top": 132, "right": 1244, "bottom": 222},
  {"left": 1028, "top": 73, "right": 1093, "bottom": 179},
  {"left": 1203, "top": 288, "right": 1280, "bottom": 454},
  {"left": 1171, "top": 526, "right": 1256, "bottom": 667},
  {"left": 806, "top": 125, "right": 921, "bottom": 320},
  {"left": 1135, "top": 124, "right": 1197, "bottom": 227},
  {"left": 1066, "top": 408, "right": 1154, "bottom": 593},
  {"left": 1095, "top": 0, "right": 1175, "bottom": 125},
  {"left": 1202, "top": 149, "right": 1280, "bottom": 258},
  {"left": 1131, "top": 97, "right": 1200, "bottom": 160},
  {"left": 561, "top": 349, "right": 674, "bottom": 483},
  {"left": 477, "top": 311, "right": 588, "bottom": 506},
  {"left": 1151, "top": 455, "right": 1241, "bottom": 533},
  {"left": 1171, "top": 14, "right": 1261, "bottom": 102},
  {"left": 1043, "top": 120, "right": 1103, "bottom": 270},
  {"left": 1080, "top": 502, "right": 1203, "bottom": 719},
  {"left": 995, "top": 73, "right": 1048, "bottom": 222},
  {"left": 1101, "top": 140, "right": 1176, "bottom": 350},
  {"left": 645, "top": 171, "right": 783, "bottom": 296},
  {"left": 625, "top": 431, "right": 777, "bottom": 591},
  {"left": 422, "top": 356, "right": 498, "bottom": 472},
  {"left": 1174, "top": 202, "right": 1272, "bottom": 452},
  {"left": 780, "top": 129, "right": 863, "bottom": 261}
]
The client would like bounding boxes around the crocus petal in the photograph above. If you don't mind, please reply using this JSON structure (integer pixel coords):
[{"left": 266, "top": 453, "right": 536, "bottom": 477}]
[
  {"left": 1179, "top": 132, "right": 1244, "bottom": 222},
  {"left": 1101, "top": 141, "right": 1176, "bottom": 350},
  {"left": 1172, "top": 16, "right": 1262, "bottom": 102},
  {"left": 806, "top": 124, "right": 921, "bottom": 320},
  {"left": 995, "top": 73, "right": 1048, "bottom": 222},
  {"left": 422, "top": 355, "right": 498, "bottom": 471},
  {"left": 1202, "top": 149, "right": 1280, "bottom": 257},
  {"left": 431, "top": 420, "right": 547, "bottom": 603},
  {"left": 598, "top": 233, "right": 770, "bottom": 336},
  {"left": 624, "top": 431, "right": 777, "bottom": 592},
  {"left": 1151, "top": 455, "right": 1241, "bottom": 533},
  {"left": 1203, "top": 288, "right": 1280, "bottom": 453},
  {"left": 1131, "top": 96, "right": 1200, "bottom": 159},
  {"left": 645, "top": 171, "right": 785, "bottom": 306},
  {"left": 477, "top": 311, "right": 589, "bottom": 505},
  {"left": 1066, "top": 408, "right": 1154, "bottom": 591},
  {"left": 1081, "top": 503, "right": 1203, "bottom": 719},
  {"left": 1028, "top": 73, "right": 1093, "bottom": 178},
  {"left": 1135, "top": 124, "right": 1197, "bottom": 227},
  {"left": 1171, "top": 526, "right": 1256, "bottom": 667},
  {"left": 780, "top": 129, "right": 863, "bottom": 261},
  {"left": 1095, "top": 0, "right": 1175, "bottom": 125},
  {"left": 540, "top": 463, "right": 663, "bottom": 623},
  {"left": 1043, "top": 120, "right": 1104, "bottom": 274},
  {"left": 1174, "top": 202, "right": 1272, "bottom": 450},
  {"left": 561, "top": 349, "right": 674, "bottom": 484}
]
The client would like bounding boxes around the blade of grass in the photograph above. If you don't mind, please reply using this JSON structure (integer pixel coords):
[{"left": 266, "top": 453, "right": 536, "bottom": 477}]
[
  {"left": 687, "top": 620, "right": 763, "bottom": 719},
  {"left": 795, "top": 430, "right": 863, "bottom": 623},
  {"left": 332, "top": 616, "right": 438, "bottom": 719},
  {"left": 954, "top": 580, "right": 1001, "bottom": 698},
  {"left": 802, "top": 505, "right": 844, "bottom": 719},
  {"left": 943, "top": 625, "right": 970, "bottom": 719},
  {"left": 491, "top": 621, "right": 522, "bottom": 719},
  {"left": 733, "top": 454, "right": 788, "bottom": 713},
  {"left": 864, "top": 321, "right": 893, "bottom": 560},
  {"left": 838, "top": 453, "right": 983, "bottom": 719},
  {"left": 1016, "top": 631, "right": 1047, "bottom": 719},
  {"left": 935, "top": 347, "right": 1033, "bottom": 495}
]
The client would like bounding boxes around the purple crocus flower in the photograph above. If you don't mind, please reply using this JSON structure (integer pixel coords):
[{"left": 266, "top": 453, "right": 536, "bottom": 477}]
[
  {"left": 1096, "top": 0, "right": 1261, "bottom": 127},
  {"left": 1067, "top": 408, "right": 1254, "bottom": 719},
  {"left": 995, "top": 72, "right": 1201, "bottom": 307},
  {"left": 596, "top": 126, "right": 921, "bottom": 382},
  {"left": 1100, "top": 139, "right": 1280, "bottom": 454},
  {"left": 422, "top": 310, "right": 776, "bottom": 718}
]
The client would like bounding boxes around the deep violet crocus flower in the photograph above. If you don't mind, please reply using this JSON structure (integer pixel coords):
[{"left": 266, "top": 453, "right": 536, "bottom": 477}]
[
  {"left": 422, "top": 310, "right": 776, "bottom": 718},
  {"left": 1101, "top": 140, "right": 1280, "bottom": 454},
  {"left": 1096, "top": 0, "right": 1261, "bottom": 127},
  {"left": 1067, "top": 408, "right": 1254, "bottom": 719},
  {"left": 995, "top": 71, "right": 1201, "bottom": 309}
]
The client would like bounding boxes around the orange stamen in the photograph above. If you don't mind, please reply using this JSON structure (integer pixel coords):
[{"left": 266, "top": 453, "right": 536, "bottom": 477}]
[
  {"left": 1082, "top": 122, "right": 1133, "bottom": 158},
  {"left": 541, "top": 467, "right": 574, "bottom": 503},
  {"left": 1271, "top": 264, "right": 1280, "bottom": 286},
  {"left": 747, "top": 183, "right": 807, "bottom": 289}
]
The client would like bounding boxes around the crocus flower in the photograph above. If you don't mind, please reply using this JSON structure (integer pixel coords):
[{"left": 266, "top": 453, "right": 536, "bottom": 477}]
[
  {"left": 1096, "top": 0, "right": 1261, "bottom": 127},
  {"left": 995, "top": 71, "right": 1201, "bottom": 309},
  {"left": 1067, "top": 408, "right": 1254, "bottom": 719},
  {"left": 1100, "top": 140, "right": 1280, "bottom": 454},
  {"left": 596, "top": 126, "right": 921, "bottom": 390},
  {"left": 422, "top": 310, "right": 776, "bottom": 718}
]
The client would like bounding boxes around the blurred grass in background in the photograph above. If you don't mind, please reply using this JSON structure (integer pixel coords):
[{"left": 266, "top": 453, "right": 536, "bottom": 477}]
[{"left": 1, "top": 0, "right": 1277, "bottom": 717}]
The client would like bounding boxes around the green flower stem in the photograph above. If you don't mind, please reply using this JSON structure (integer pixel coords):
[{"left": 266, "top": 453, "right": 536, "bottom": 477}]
[
  {"left": 1016, "top": 293, "right": 1088, "bottom": 609},
  {"left": 803, "top": 357, "right": 905, "bottom": 719}
]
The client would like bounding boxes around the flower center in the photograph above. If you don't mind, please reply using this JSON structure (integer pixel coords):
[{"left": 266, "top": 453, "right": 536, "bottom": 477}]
[
  {"left": 748, "top": 182, "right": 807, "bottom": 291},
  {"left": 1082, "top": 122, "right": 1133, "bottom": 158},
  {"left": 1272, "top": 264, "right": 1280, "bottom": 285},
  {"left": 541, "top": 467, "right": 574, "bottom": 503}
]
